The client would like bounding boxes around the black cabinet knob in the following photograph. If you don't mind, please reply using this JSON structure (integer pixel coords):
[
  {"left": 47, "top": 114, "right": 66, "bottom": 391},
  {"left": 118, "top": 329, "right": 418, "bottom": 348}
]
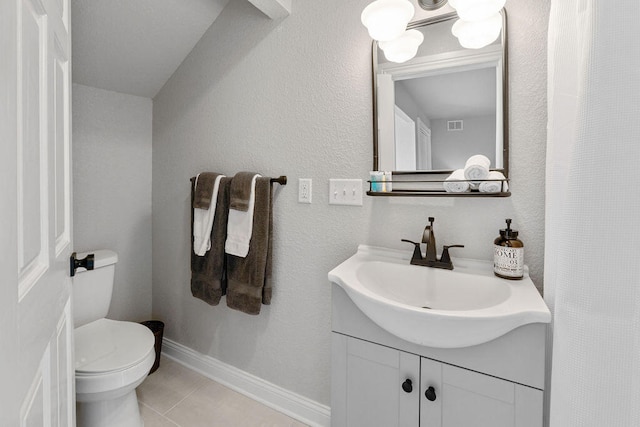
[
  {"left": 425, "top": 386, "right": 437, "bottom": 401},
  {"left": 402, "top": 379, "right": 413, "bottom": 393}
]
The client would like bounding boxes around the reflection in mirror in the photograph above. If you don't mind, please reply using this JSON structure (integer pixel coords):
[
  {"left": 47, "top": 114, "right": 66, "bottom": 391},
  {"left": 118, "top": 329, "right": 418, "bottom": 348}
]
[{"left": 373, "top": 12, "right": 508, "bottom": 176}]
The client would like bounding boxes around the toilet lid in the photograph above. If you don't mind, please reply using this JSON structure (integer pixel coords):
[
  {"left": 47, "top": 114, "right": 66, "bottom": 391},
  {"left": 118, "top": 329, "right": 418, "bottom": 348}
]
[{"left": 75, "top": 318, "right": 155, "bottom": 374}]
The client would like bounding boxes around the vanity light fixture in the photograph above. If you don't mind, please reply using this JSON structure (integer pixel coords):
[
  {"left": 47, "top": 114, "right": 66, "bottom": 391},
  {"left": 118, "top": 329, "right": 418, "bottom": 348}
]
[
  {"left": 448, "top": 0, "right": 505, "bottom": 21},
  {"left": 361, "top": 0, "right": 504, "bottom": 58},
  {"left": 361, "top": 0, "right": 415, "bottom": 42},
  {"left": 448, "top": 0, "right": 505, "bottom": 49},
  {"left": 379, "top": 29, "right": 425, "bottom": 63},
  {"left": 451, "top": 13, "right": 502, "bottom": 49},
  {"left": 361, "top": 0, "right": 424, "bottom": 63}
]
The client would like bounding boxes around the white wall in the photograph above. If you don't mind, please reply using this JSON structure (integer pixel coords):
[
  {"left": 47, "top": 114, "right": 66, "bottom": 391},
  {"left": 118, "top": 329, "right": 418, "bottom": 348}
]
[
  {"left": 431, "top": 115, "right": 496, "bottom": 169},
  {"left": 73, "top": 83, "right": 153, "bottom": 322},
  {"left": 152, "top": 0, "right": 549, "bottom": 406},
  {"left": 395, "top": 81, "right": 430, "bottom": 129}
]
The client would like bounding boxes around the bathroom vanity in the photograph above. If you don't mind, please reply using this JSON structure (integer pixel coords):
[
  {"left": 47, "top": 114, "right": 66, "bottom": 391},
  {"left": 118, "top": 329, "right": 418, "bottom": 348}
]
[{"left": 329, "top": 246, "right": 550, "bottom": 427}]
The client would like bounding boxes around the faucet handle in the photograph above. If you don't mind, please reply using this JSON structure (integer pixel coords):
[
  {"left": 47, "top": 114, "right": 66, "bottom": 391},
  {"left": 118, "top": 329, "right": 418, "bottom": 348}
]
[
  {"left": 401, "top": 239, "right": 423, "bottom": 262},
  {"left": 440, "top": 245, "right": 464, "bottom": 265},
  {"left": 401, "top": 239, "right": 419, "bottom": 245}
]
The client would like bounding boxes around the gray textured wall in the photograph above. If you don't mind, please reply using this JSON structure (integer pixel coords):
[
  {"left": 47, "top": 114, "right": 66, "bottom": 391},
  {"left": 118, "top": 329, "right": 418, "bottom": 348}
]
[
  {"left": 395, "top": 82, "right": 430, "bottom": 128},
  {"left": 152, "top": 0, "right": 549, "bottom": 406},
  {"left": 431, "top": 115, "right": 496, "bottom": 169},
  {"left": 73, "top": 83, "right": 153, "bottom": 322}
]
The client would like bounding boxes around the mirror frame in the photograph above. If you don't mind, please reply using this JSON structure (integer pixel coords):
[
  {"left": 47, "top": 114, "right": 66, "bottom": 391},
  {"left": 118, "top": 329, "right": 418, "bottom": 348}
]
[{"left": 372, "top": 11, "right": 509, "bottom": 181}]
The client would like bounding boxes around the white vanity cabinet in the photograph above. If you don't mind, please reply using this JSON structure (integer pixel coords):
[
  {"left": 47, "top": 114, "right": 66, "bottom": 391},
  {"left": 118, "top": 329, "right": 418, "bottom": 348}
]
[
  {"left": 332, "top": 334, "right": 542, "bottom": 427},
  {"left": 331, "top": 284, "right": 546, "bottom": 427}
]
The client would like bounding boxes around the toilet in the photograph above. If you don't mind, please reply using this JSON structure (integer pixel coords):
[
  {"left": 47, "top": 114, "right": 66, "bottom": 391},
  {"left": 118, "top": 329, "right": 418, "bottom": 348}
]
[{"left": 73, "top": 250, "right": 155, "bottom": 427}]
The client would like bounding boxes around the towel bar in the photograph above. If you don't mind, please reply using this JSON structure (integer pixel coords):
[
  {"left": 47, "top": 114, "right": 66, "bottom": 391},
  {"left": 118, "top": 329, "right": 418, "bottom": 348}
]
[
  {"left": 270, "top": 176, "right": 287, "bottom": 185},
  {"left": 189, "top": 175, "right": 287, "bottom": 185}
]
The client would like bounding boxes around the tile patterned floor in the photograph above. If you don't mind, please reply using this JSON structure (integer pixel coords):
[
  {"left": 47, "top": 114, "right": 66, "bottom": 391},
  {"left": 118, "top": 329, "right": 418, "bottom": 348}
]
[{"left": 137, "top": 357, "right": 308, "bottom": 427}]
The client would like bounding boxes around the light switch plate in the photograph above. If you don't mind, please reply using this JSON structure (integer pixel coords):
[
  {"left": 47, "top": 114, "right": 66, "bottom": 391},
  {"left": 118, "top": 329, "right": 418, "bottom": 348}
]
[{"left": 329, "top": 179, "right": 363, "bottom": 206}]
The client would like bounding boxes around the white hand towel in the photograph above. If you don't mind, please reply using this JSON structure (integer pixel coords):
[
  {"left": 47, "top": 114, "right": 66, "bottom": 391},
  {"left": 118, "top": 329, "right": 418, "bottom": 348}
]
[
  {"left": 193, "top": 174, "right": 224, "bottom": 256},
  {"left": 443, "top": 169, "right": 470, "bottom": 193},
  {"left": 463, "top": 154, "right": 491, "bottom": 185},
  {"left": 479, "top": 171, "right": 508, "bottom": 193},
  {"left": 225, "top": 174, "right": 260, "bottom": 258}
]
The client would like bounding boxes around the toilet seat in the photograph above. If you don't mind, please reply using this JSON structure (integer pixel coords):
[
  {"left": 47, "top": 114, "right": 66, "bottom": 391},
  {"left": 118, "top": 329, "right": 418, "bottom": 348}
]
[
  {"left": 75, "top": 318, "right": 155, "bottom": 374},
  {"left": 75, "top": 319, "right": 155, "bottom": 401}
]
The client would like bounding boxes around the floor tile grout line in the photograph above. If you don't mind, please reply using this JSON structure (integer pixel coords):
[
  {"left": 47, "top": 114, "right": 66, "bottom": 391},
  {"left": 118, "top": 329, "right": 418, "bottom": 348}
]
[
  {"left": 142, "top": 358, "right": 210, "bottom": 417},
  {"left": 159, "top": 376, "right": 212, "bottom": 416},
  {"left": 140, "top": 402, "right": 181, "bottom": 427},
  {"left": 141, "top": 359, "right": 307, "bottom": 426}
]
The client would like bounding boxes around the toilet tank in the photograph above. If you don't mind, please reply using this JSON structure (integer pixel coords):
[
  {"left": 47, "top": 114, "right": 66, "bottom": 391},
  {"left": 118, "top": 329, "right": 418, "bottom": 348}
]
[{"left": 72, "top": 249, "right": 118, "bottom": 328}]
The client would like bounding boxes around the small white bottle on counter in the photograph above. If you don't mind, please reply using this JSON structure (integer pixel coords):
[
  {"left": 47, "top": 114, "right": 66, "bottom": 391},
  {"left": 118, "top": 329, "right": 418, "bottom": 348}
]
[{"left": 493, "top": 218, "right": 524, "bottom": 280}]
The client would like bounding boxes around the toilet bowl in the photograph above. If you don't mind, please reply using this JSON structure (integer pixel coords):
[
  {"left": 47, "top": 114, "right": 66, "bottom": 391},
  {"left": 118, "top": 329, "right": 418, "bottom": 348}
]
[{"left": 73, "top": 250, "right": 155, "bottom": 427}]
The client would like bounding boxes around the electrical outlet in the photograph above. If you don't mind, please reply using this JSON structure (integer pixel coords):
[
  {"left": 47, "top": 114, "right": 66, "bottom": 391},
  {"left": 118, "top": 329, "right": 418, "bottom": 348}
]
[
  {"left": 298, "top": 178, "right": 312, "bottom": 203},
  {"left": 329, "top": 179, "right": 363, "bottom": 206}
]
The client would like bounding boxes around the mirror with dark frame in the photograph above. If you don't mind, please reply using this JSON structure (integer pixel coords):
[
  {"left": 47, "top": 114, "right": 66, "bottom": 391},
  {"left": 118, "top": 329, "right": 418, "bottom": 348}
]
[{"left": 371, "top": 11, "right": 509, "bottom": 195}]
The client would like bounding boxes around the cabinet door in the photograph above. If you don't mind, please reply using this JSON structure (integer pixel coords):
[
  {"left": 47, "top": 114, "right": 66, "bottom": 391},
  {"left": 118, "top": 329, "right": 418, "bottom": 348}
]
[
  {"left": 420, "top": 359, "right": 543, "bottom": 427},
  {"left": 331, "top": 334, "right": 420, "bottom": 427},
  {"left": 420, "top": 358, "right": 443, "bottom": 426}
]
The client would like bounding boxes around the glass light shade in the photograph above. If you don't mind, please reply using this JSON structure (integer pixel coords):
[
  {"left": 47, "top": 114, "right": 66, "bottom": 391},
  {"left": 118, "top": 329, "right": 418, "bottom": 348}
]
[
  {"left": 379, "top": 29, "right": 424, "bottom": 63},
  {"left": 451, "top": 13, "right": 502, "bottom": 49},
  {"left": 361, "top": 0, "right": 415, "bottom": 42},
  {"left": 449, "top": 0, "right": 505, "bottom": 22}
]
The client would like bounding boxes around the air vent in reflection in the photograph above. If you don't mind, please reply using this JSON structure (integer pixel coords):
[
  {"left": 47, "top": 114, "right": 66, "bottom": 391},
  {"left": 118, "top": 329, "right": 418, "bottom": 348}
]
[{"left": 447, "top": 120, "right": 463, "bottom": 131}]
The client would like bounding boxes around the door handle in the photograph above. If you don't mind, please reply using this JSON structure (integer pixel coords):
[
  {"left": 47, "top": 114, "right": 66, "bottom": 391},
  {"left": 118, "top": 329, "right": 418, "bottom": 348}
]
[{"left": 70, "top": 252, "right": 94, "bottom": 277}]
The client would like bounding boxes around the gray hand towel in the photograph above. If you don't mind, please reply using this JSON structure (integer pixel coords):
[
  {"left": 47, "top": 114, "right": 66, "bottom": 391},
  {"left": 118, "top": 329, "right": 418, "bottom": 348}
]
[
  {"left": 229, "top": 171, "right": 259, "bottom": 212},
  {"left": 191, "top": 177, "right": 231, "bottom": 305},
  {"left": 193, "top": 172, "right": 222, "bottom": 209},
  {"left": 226, "top": 177, "right": 273, "bottom": 315}
]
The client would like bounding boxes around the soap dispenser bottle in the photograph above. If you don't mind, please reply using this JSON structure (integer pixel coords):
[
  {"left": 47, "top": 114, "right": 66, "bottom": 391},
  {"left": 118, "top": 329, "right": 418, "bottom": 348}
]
[{"left": 493, "top": 219, "right": 524, "bottom": 280}]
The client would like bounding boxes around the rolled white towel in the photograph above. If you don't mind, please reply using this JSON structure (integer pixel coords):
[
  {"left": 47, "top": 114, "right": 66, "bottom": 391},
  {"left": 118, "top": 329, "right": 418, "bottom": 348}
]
[
  {"left": 479, "top": 171, "right": 508, "bottom": 193},
  {"left": 443, "top": 169, "right": 470, "bottom": 193},
  {"left": 463, "top": 154, "right": 491, "bottom": 185}
]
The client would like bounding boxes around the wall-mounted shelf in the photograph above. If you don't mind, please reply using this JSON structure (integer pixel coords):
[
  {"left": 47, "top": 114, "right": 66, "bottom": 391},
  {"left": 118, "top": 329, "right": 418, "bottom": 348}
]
[
  {"left": 366, "top": 190, "right": 511, "bottom": 197},
  {"left": 366, "top": 173, "right": 511, "bottom": 198}
]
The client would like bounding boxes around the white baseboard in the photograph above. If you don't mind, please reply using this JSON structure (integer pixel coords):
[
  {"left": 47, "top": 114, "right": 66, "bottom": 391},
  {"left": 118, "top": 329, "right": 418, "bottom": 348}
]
[{"left": 162, "top": 338, "right": 331, "bottom": 427}]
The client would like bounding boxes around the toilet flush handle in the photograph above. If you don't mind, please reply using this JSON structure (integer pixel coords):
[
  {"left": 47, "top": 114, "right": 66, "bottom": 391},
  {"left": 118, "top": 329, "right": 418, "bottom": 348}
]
[{"left": 70, "top": 252, "right": 95, "bottom": 277}]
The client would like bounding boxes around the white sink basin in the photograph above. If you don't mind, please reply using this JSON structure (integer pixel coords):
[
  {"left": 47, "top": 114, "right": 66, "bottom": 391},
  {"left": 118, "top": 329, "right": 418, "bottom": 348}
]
[{"left": 329, "top": 245, "right": 551, "bottom": 348}]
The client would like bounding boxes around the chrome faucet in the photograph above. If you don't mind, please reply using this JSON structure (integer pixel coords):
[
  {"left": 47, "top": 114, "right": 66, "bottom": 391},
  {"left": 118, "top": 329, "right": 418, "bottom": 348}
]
[{"left": 402, "top": 217, "right": 464, "bottom": 270}]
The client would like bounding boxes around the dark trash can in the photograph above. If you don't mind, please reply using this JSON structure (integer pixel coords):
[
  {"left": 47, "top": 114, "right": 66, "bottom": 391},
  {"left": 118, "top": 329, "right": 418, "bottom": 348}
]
[{"left": 140, "top": 320, "right": 164, "bottom": 374}]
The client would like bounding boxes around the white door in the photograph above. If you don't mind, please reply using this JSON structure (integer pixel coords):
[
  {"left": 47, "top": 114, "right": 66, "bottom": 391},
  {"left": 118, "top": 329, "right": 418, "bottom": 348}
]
[
  {"left": 1, "top": 0, "right": 74, "bottom": 424},
  {"left": 394, "top": 106, "right": 416, "bottom": 170},
  {"left": 416, "top": 118, "right": 432, "bottom": 170},
  {"left": 377, "top": 73, "right": 396, "bottom": 171}
]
